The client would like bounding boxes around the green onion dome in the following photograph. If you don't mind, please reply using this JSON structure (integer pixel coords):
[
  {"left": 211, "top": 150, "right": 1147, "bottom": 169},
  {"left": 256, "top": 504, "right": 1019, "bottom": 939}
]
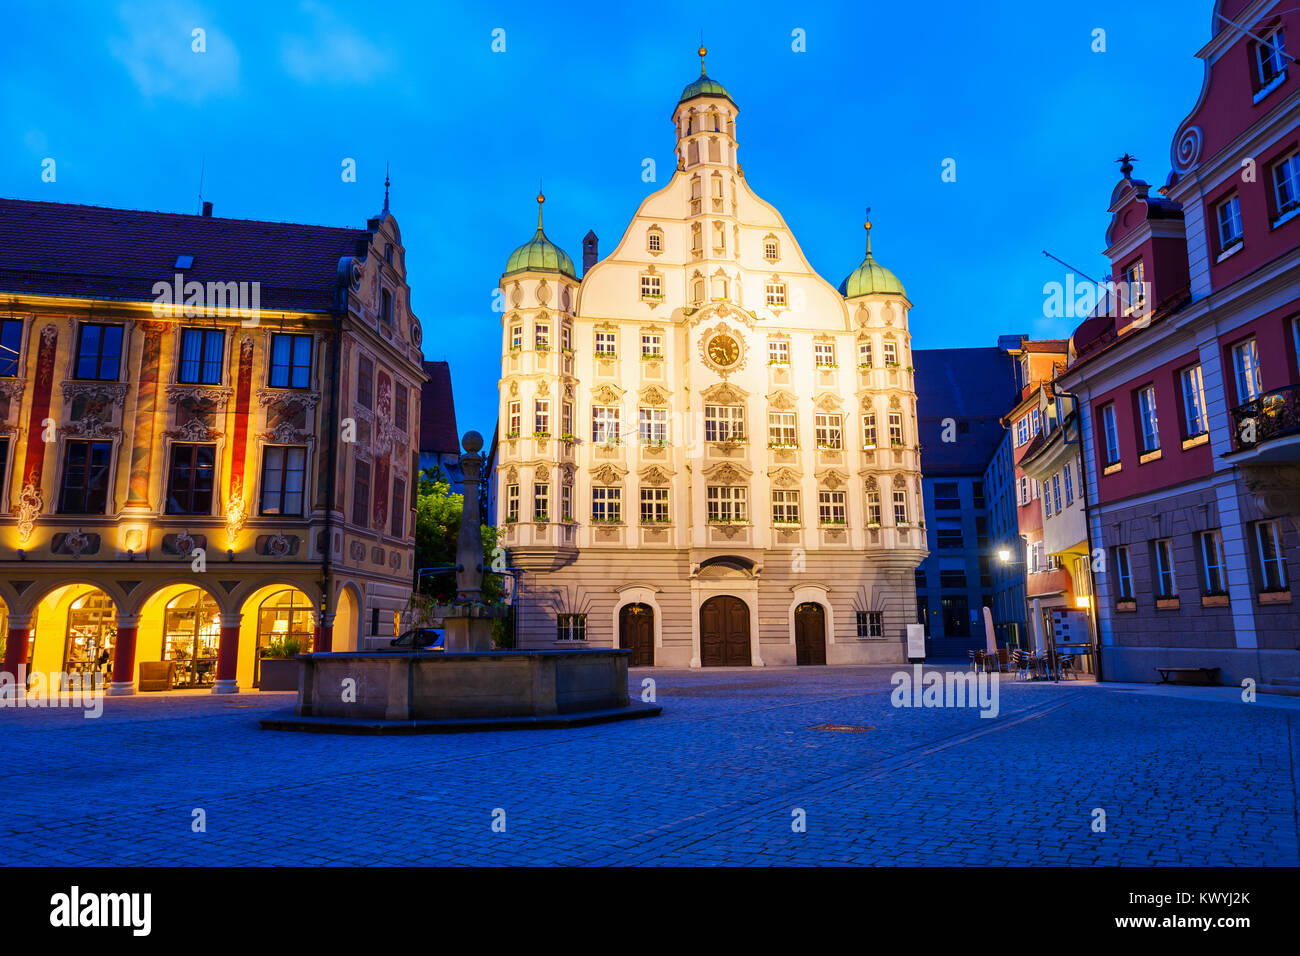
[{"left": 504, "top": 193, "right": 576, "bottom": 279}]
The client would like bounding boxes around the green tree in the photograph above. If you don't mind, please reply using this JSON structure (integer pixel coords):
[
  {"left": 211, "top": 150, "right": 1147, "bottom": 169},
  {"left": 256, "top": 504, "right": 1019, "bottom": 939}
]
[{"left": 413, "top": 468, "right": 506, "bottom": 606}]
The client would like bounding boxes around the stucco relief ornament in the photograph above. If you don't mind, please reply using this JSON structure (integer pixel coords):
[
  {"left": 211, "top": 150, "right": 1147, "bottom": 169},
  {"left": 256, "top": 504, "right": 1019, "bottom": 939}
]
[
  {"left": 65, "top": 528, "right": 90, "bottom": 558},
  {"left": 17, "top": 480, "right": 43, "bottom": 544},
  {"left": 266, "top": 532, "right": 291, "bottom": 558},
  {"left": 225, "top": 478, "right": 248, "bottom": 541},
  {"left": 174, "top": 530, "right": 195, "bottom": 556}
]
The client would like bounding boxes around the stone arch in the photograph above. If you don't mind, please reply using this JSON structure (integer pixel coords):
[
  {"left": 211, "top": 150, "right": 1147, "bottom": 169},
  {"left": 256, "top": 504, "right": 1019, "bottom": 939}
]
[
  {"left": 333, "top": 579, "right": 363, "bottom": 652},
  {"left": 787, "top": 584, "right": 835, "bottom": 656}
]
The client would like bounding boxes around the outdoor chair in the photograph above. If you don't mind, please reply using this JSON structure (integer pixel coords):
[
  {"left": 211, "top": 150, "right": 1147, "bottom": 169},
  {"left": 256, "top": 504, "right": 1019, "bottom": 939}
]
[
  {"left": 967, "top": 650, "right": 978, "bottom": 672},
  {"left": 1059, "top": 655, "right": 1078, "bottom": 680}
]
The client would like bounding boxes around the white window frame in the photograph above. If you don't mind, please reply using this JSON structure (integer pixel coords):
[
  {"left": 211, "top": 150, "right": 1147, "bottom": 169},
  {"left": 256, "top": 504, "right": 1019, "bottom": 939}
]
[
  {"left": 594, "top": 330, "right": 618, "bottom": 358},
  {"left": 814, "top": 342, "right": 836, "bottom": 367},
  {"left": 1154, "top": 538, "right": 1178, "bottom": 598},
  {"left": 768, "top": 411, "right": 797, "bottom": 447},
  {"left": 1181, "top": 364, "right": 1208, "bottom": 437},
  {"left": 704, "top": 404, "right": 745, "bottom": 442},
  {"left": 1216, "top": 194, "right": 1243, "bottom": 252},
  {"left": 818, "top": 489, "right": 846, "bottom": 525},
  {"left": 640, "top": 274, "right": 663, "bottom": 300},
  {"left": 640, "top": 486, "right": 669, "bottom": 523},
  {"left": 591, "top": 486, "right": 622, "bottom": 523},
  {"left": 706, "top": 485, "right": 748, "bottom": 523},
  {"left": 1255, "top": 520, "right": 1289, "bottom": 591},
  {"left": 1232, "top": 338, "right": 1263, "bottom": 404},
  {"left": 772, "top": 489, "right": 800, "bottom": 525},
  {"left": 892, "top": 490, "right": 908, "bottom": 526},
  {"left": 814, "top": 413, "right": 842, "bottom": 449},
  {"left": 1115, "top": 545, "right": 1134, "bottom": 600},
  {"left": 639, "top": 407, "right": 668, "bottom": 445},
  {"left": 1102, "top": 404, "right": 1120, "bottom": 464},
  {"left": 592, "top": 406, "right": 621, "bottom": 444},
  {"left": 1137, "top": 386, "right": 1160, "bottom": 452}
]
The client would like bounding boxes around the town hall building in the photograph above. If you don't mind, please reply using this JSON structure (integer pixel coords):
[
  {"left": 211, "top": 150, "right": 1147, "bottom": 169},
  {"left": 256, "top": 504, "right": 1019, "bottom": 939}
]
[{"left": 495, "top": 51, "right": 927, "bottom": 666}]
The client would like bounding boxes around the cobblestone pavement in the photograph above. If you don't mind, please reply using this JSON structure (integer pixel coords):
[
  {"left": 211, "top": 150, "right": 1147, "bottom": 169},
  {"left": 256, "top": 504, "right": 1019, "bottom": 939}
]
[{"left": 1, "top": 666, "right": 1296, "bottom": 866}]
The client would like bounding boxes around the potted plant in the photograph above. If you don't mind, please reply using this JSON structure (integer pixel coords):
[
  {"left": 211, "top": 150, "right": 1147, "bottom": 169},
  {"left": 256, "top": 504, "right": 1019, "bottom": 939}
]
[{"left": 259, "top": 635, "right": 308, "bottom": 691}]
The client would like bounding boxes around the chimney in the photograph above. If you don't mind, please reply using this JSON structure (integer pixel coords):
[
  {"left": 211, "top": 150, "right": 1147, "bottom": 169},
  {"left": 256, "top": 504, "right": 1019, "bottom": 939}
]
[
  {"left": 582, "top": 230, "right": 598, "bottom": 276},
  {"left": 201, "top": 201, "right": 213, "bottom": 217}
]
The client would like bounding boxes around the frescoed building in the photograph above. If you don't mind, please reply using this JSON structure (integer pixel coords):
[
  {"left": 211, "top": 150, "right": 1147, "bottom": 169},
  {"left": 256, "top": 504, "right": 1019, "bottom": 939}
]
[
  {"left": 494, "top": 51, "right": 927, "bottom": 666},
  {"left": 0, "top": 194, "right": 424, "bottom": 694},
  {"left": 1056, "top": 0, "right": 1300, "bottom": 691}
]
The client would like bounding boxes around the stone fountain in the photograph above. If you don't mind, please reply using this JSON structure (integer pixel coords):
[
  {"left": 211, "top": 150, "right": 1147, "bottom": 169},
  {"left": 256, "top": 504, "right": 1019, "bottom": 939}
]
[{"left": 262, "top": 432, "right": 661, "bottom": 734}]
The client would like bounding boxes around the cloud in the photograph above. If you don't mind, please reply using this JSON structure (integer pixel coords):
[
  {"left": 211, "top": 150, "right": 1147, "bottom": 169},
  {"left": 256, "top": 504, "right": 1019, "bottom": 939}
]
[
  {"left": 109, "top": 1, "right": 240, "bottom": 103},
  {"left": 280, "top": 2, "right": 388, "bottom": 85}
]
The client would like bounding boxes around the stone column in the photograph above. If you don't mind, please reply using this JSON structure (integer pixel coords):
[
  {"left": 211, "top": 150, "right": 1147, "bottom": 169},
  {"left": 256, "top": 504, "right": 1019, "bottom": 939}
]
[
  {"left": 213, "top": 612, "right": 243, "bottom": 694},
  {"left": 456, "top": 431, "right": 485, "bottom": 602},
  {"left": 109, "top": 613, "right": 140, "bottom": 697},
  {"left": 2, "top": 613, "right": 33, "bottom": 696}
]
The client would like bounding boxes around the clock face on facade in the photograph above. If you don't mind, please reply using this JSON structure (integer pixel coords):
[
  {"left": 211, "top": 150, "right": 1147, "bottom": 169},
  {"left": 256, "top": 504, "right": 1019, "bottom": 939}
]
[{"left": 707, "top": 334, "right": 740, "bottom": 367}]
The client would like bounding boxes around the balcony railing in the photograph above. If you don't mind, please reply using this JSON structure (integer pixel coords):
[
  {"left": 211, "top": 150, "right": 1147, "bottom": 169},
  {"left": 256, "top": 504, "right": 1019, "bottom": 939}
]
[{"left": 1231, "top": 384, "right": 1300, "bottom": 450}]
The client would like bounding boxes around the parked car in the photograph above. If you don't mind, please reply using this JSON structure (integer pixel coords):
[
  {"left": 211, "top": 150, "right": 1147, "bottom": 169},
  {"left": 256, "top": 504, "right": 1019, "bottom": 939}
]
[{"left": 389, "top": 627, "right": 445, "bottom": 651}]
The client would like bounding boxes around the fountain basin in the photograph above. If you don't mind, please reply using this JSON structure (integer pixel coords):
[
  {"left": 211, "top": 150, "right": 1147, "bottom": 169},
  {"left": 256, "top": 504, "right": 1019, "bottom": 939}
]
[{"left": 259, "top": 648, "right": 661, "bottom": 734}]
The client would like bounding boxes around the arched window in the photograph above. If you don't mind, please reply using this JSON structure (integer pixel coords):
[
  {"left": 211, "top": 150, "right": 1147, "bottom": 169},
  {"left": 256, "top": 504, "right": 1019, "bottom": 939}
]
[
  {"left": 64, "top": 589, "right": 116, "bottom": 681},
  {"left": 163, "top": 589, "right": 221, "bottom": 688},
  {"left": 255, "top": 588, "right": 314, "bottom": 686},
  {"left": 692, "top": 278, "right": 705, "bottom": 305}
]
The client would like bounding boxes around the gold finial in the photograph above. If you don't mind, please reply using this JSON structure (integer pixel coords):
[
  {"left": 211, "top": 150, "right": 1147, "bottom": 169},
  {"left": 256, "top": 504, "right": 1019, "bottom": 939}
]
[
  {"left": 699, "top": 44, "right": 707, "bottom": 74},
  {"left": 536, "top": 190, "right": 545, "bottom": 229},
  {"left": 864, "top": 207, "right": 873, "bottom": 255}
]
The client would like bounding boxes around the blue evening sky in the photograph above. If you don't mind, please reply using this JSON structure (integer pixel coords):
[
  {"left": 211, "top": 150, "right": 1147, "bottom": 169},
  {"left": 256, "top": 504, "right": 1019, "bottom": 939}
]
[{"left": 3, "top": 0, "right": 1209, "bottom": 436}]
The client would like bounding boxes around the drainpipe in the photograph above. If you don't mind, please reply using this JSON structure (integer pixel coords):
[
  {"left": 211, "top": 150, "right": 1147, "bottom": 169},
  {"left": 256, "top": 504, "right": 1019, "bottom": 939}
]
[
  {"left": 1053, "top": 381, "right": 1104, "bottom": 682},
  {"left": 320, "top": 305, "right": 343, "bottom": 650}
]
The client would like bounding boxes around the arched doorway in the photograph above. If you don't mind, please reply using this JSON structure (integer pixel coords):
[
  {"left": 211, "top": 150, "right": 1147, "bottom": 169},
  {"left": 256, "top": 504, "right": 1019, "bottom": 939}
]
[
  {"left": 794, "top": 602, "right": 827, "bottom": 665},
  {"left": 63, "top": 589, "right": 116, "bottom": 683},
  {"left": 619, "top": 603, "right": 654, "bottom": 666},
  {"left": 162, "top": 589, "right": 221, "bottom": 689},
  {"left": 254, "top": 589, "right": 314, "bottom": 687},
  {"left": 700, "top": 595, "right": 750, "bottom": 667}
]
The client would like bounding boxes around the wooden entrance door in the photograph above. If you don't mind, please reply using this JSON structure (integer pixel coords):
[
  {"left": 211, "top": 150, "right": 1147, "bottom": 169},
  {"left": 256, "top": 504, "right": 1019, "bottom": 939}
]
[
  {"left": 700, "top": 596, "right": 751, "bottom": 666},
  {"left": 619, "top": 603, "right": 655, "bottom": 666},
  {"left": 794, "top": 602, "right": 827, "bottom": 665}
]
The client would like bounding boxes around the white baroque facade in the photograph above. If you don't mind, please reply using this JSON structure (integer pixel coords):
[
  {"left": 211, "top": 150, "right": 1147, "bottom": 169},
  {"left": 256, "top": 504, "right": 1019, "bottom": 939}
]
[{"left": 494, "top": 54, "right": 927, "bottom": 666}]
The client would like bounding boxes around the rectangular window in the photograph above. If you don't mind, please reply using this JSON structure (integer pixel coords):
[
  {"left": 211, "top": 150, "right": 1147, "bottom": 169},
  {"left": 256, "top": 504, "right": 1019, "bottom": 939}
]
[
  {"left": 893, "top": 490, "right": 908, "bottom": 525},
  {"left": 1154, "top": 538, "right": 1177, "bottom": 598},
  {"left": 866, "top": 490, "right": 881, "bottom": 525},
  {"left": 858, "top": 341, "right": 873, "bottom": 368},
  {"left": 591, "top": 486, "right": 622, "bottom": 522},
  {"left": 1257, "top": 27, "right": 1287, "bottom": 86},
  {"left": 768, "top": 340, "right": 789, "bottom": 365},
  {"left": 883, "top": 341, "right": 898, "bottom": 366},
  {"left": 534, "top": 323, "right": 550, "bottom": 351},
  {"left": 1031, "top": 408, "right": 1041, "bottom": 436},
  {"left": 379, "top": 289, "right": 393, "bottom": 328},
  {"left": 814, "top": 342, "right": 836, "bottom": 367},
  {"left": 1063, "top": 464, "right": 1074, "bottom": 506},
  {"left": 534, "top": 400, "right": 550, "bottom": 435},
  {"left": 888, "top": 412, "right": 904, "bottom": 445},
  {"left": 178, "top": 328, "right": 224, "bottom": 384},
  {"left": 1232, "top": 338, "right": 1263, "bottom": 404},
  {"left": 268, "top": 333, "right": 312, "bottom": 388},
  {"left": 814, "top": 413, "right": 842, "bottom": 449},
  {"left": 768, "top": 412, "right": 797, "bottom": 446},
  {"left": 1114, "top": 545, "right": 1134, "bottom": 600},
  {"left": 1101, "top": 404, "right": 1120, "bottom": 465},
  {"left": 351, "top": 458, "right": 370, "bottom": 526},
  {"left": 765, "top": 282, "right": 786, "bottom": 307},
  {"left": 639, "top": 407, "right": 668, "bottom": 444},
  {"left": 772, "top": 489, "right": 800, "bottom": 525},
  {"left": 391, "top": 478, "right": 406, "bottom": 538},
  {"left": 1137, "top": 386, "right": 1160, "bottom": 452},
  {"left": 356, "top": 356, "right": 374, "bottom": 410},
  {"left": 1044, "top": 484, "right": 1054, "bottom": 518},
  {"left": 706, "top": 486, "right": 747, "bottom": 522},
  {"left": 934, "top": 482, "right": 961, "bottom": 510},
  {"left": 704, "top": 405, "right": 745, "bottom": 442},
  {"left": 818, "top": 489, "right": 846, "bottom": 524},
  {"left": 561, "top": 325, "right": 572, "bottom": 353},
  {"left": 1122, "top": 259, "right": 1146, "bottom": 316},
  {"left": 1180, "top": 364, "right": 1208, "bottom": 437},
  {"left": 592, "top": 406, "right": 621, "bottom": 444},
  {"left": 510, "top": 325, "right": 523, "bottom": 350},
  {"left": 561, "top": 483, "right": 572, "bottom": 521},
  {"left": 1274, "top": 153, "right": 1300, "bottom": 222},
  {"left": 862, "top": 413, "right": 877, "bottom": 448},
  {"left": 0, "top": 319, "right": 22, "bottom": 377},
  {"left": 1255, "top": 520, "right": 1289, "bottom": 591},
  {"left": 641, "top": 333, "right": 662, "bottom": 357},
  {"left": 394, "top": 386, "right": 409, "bottom": 434},
  {"left": 533, "top": 482, "right": 549, "bottom": 521},
  {"left": 1016, "top": 416, "right": 1029, "bottom": 447},
  {"left": 165, "top": 443, "right": 216, "bottom": 515},
  {"left": 856, "top": 610, "right": 884, "bottom": 638},
  {"left": 1052, "top": 474, "right": 1062, "bottom": 513},
  {"left": 506, "top": 483, "right": 519, "bottom": 521},
  {"left": 58, "top": 440, "right": 112, "bottom": 514},
  {"left": 507, "top": 401, "right": 521, "bottom": 437},
  {"left": 594, "top": 331, "right": 617, "bottom": 357},
  {"left": 556, "top": 614, "right": 587, "bottom": 642},
  {"left": 936, "top": 525, "right": 963, "bottom": 549},
  {"left": 1199, "top": 529, "right": 1226, "bottom": 594},
  {"left": 640, "top": 274, "right": 662, "bottom": 299},
  {"left": 1216, "top": 195, "right": 1243, "bottom": 251},
  {"left": 640, "top": 486, "right": 669, "bottom": 523},
  {"left": 260, "top": 445, "right": 307, "bottom": 517},
  {"left": 562, "top": 402, "right": 573, "bottom": 439},
  {"left": 74, "top": 323, "right": 124, "bottom": 381}
]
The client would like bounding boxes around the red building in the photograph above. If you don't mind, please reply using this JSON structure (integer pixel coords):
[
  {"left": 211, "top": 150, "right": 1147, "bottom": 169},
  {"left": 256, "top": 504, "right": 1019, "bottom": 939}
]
[{"left": 1057, "top": 0, "right": 1300, "bottom": 691}]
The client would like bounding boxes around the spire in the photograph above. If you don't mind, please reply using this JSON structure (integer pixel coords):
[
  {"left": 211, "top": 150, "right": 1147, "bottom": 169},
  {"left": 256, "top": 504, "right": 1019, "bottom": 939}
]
[
  {"left": 864, "top": 206, "right": 873, "bottom": 256},
  {"left": 383, "top": 162, "right": 390, "bottom": 213},
  {"left": 698, "top": 35, "right": 707, "bottom": 75},
  {"left": 536, "top": 183, "right": 545, "bottom": 231}
]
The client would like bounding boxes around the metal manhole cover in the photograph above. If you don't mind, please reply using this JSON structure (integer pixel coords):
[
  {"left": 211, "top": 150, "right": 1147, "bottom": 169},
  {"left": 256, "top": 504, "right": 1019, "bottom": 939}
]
[{"left": 812, "top": 723, "right": 874, "bottom": 733}]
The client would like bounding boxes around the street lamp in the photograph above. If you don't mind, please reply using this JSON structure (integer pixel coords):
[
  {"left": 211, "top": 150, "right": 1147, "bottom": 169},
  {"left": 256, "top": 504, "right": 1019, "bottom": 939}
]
[{"left": 997, "top": 547, "right": 1012, "bottom": 563}]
